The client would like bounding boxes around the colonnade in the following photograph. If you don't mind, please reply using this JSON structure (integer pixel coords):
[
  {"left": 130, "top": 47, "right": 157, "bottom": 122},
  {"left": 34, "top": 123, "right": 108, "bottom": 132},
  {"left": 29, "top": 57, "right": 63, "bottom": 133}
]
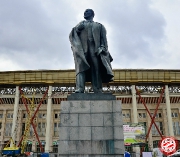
[{"left": 10, "top": 85, "right": 174, "bottom": 152}]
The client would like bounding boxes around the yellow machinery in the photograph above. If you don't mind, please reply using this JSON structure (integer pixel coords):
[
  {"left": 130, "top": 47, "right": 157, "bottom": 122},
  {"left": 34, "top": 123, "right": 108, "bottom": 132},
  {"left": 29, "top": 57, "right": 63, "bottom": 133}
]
[{"left": 2, "top": 138, "right": 21, "bottom": 156}]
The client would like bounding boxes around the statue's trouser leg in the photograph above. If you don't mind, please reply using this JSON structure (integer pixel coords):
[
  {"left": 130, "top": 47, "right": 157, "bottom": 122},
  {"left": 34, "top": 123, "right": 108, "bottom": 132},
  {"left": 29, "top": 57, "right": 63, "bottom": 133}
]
[
  {"left": 88, "top": 41, "right": 102, "bottom": 93},
  {"left": 90, "top": 56, "right": 102, "bottom": 93},
  {"left": 75, "top": 72, "right": 85, "bottom": 93}
]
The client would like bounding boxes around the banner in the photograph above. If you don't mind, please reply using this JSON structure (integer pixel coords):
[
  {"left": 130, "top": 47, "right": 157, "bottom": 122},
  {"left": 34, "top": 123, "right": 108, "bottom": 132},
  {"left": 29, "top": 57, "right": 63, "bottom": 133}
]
[{"left": 123, "top": 123, "right": 146, "bottom": 145}]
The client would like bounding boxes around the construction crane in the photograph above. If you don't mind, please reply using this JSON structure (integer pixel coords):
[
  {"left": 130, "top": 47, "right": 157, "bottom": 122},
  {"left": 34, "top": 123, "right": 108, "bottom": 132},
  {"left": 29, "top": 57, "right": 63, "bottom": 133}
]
[
  {"left": 2, "top": 87, "right": 49, "bottom": 157},
  {"left": 20, "top": 91, "right": 36, "bottom": 154}
]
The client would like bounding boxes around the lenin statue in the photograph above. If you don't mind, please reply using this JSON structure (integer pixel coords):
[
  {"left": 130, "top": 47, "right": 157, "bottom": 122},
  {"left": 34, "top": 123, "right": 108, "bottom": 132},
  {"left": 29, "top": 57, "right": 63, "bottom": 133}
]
[{"left": 69, "top": 9, "right": 114, "bottom": 93}]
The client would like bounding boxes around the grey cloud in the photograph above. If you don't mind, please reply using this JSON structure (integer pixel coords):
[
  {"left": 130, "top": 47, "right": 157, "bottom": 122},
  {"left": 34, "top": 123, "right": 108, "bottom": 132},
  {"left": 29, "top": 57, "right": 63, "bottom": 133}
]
[
  {"left": 0, "top": 0, "right": 76, "bottom": 70},
  {"left": 0, "top": 0, "right": 168, "bottom": 70},
  {"left": 95, "top": 0, "right": 166, "bottom": 65}
]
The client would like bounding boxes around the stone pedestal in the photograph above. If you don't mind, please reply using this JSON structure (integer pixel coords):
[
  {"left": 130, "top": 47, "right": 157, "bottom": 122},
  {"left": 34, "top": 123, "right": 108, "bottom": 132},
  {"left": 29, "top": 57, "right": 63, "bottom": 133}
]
[{"left": 58, "top": 94, "right": 125, "bottom": 157}]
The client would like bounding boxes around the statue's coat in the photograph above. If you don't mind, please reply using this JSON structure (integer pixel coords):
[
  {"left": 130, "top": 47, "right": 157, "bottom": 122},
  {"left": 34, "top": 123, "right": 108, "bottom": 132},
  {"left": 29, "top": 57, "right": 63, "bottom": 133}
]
[{"left": 69, "top": 21, "right": 113, "bottom": 83}]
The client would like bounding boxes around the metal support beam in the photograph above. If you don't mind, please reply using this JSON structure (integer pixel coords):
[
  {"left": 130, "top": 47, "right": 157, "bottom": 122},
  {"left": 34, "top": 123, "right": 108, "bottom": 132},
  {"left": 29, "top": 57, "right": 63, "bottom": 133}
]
[
  {"left": 11, "top": 86, "right": 19, "bottom": 147},
  {"left": 165, "top": 85, "right": 174, "bottom": 136},
  {"left": 145, "top": 86, "right": 165, "bottom": 141},
  {"left": 45, "top": 86, "right": 52, "bottom": 152},
  {"left": 18, "top": 87, "right": 49, "bottom": 153},
  {"left": 136, "top": 86, "right": 163, "bottom": 139}
]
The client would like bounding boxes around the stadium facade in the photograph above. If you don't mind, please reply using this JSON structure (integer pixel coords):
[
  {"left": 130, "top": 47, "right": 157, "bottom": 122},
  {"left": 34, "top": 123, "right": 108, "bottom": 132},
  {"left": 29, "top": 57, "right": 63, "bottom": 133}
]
[{"left": 0, "top": 69, "right": 180, "bottom": 154}]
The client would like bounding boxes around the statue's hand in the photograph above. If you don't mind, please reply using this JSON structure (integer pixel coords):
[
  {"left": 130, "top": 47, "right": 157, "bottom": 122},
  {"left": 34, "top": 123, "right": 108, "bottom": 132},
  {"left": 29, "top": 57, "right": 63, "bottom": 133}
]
[
  {"left": 97, "top": 46, "right": 107, "bottom": 56},
  {"left": 76, "top": 22, "right": 84, "bottom": 32}
]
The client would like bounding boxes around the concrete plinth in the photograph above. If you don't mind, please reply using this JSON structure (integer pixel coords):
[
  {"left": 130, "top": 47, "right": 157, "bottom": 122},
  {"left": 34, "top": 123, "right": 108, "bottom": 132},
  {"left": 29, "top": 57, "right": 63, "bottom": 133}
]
[{"left": 58, "top": 97, "right": 125, "bottom": 157}]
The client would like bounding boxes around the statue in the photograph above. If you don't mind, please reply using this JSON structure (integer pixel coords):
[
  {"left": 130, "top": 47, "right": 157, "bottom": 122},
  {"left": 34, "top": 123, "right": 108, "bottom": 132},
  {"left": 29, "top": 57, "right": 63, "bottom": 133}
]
[{"left": 69, "top": 9, "right": 114, "bottom": 93}]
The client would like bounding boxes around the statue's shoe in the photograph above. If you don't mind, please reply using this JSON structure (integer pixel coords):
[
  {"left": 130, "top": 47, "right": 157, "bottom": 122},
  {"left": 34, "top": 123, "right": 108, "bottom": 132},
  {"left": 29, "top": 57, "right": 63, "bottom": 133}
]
[
  {"left": 93, "top": 89, "right": 102, "bottom": 93},
  {"left": 75, "top": 89, "right": 84, "bottom": 93}
]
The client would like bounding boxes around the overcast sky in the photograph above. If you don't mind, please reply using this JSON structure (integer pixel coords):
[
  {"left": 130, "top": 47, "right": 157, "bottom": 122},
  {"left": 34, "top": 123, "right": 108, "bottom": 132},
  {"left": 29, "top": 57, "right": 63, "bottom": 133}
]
[{"left": 0, "top": 0, "right": 180, "bottom": 71}]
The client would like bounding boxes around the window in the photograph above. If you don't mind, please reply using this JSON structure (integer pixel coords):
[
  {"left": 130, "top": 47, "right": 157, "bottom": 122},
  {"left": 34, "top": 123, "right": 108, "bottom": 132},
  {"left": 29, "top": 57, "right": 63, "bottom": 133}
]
[
  {"left": 173, "top": 122, "right": 180, "bottom": 135},
  {"left": 53, "top": 142, "right": 58, "bottom": 153},
  {"left": 5, "top": 123, "right": 12, "bottom": 136},
  {"left": 0, "top": 114, "right": 3, "bottom": 118},
  {"left": 26, "top": 141, "right": 32, "bottom": 152},
  {"left": 42, "top": 114, "right": 46, "bottom": 118},
  {"left": 54, "top": 111, "right": 60, "bottom": 119},
  {"left": 23, "top": 113, "right": 26, "bottom": 118},
  {"left": 122, "top": 111, "right": 130, "bottom": 119},
  {"left": 55, "top": 114, "right": 58, "bottom": 119},
  {"left": 7, "top": 113, "right": 13, "bottom": 119},
  {"left": 158, "top": 113, "right": 162, "bottom": 118},
  {"left": 38, "top": 122, "right": 46, "bottom": 136},
  {"left": 38, "top": 113, "right": 46, "bottom": 118},
  {"left": 126, "top": 113, "right": 130, "bottom": 118},
  {"left": 36, "top": 142, "right": 45, "bottom": 152},
  {"left": 138, "top": 113, "right": 142, "bottom": 118},
  {"left": 150, "top": 112, "right": 162, "bottom": 118},
  {"left": 0, "top": 123, "right": 2, "bottom": 129},
  {"left": 36, "top": 145, "right": 40, "bottom": 152},
  {"left": 172, "top": 112, "right": 178, "bottom": 118},
  {"left": 142, "top": 113, "right": 146, "bottom": 118},
  {"left": 138, "top": 113, "right": 146, "bottom": 118},
  {"left": 151, "top": 122, "right": 163, "bottom": 135},
  {"left": 143, "top": 122, "right": 147, "bottom": 130},
  {"left": 153, "top": 140, "right": 160, "bottom": 148},
  {"left": 30, "top": 126, "right": 33, "bottom": 136},
  {"left": 54, "top": 122, "right": 60, "bottom": 137},
  {"left": 22, "top": 123, "right": 25, "bottom": 135},
  {"left": 155, "top": 113, "right": 162, "bottom": 118}
]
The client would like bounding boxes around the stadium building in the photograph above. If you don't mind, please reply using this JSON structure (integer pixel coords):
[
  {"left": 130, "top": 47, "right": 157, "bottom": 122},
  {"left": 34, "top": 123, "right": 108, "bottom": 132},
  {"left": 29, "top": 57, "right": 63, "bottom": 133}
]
[{"left": 0, "top": 69, "right": 180, "bottom": 155}]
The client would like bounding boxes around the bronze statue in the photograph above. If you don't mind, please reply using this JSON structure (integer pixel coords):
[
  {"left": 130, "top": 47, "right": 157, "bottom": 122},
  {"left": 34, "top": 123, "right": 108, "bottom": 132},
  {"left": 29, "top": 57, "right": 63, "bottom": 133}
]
[{"left": 69, "top": 9, "right": 114, "bottom": 93}]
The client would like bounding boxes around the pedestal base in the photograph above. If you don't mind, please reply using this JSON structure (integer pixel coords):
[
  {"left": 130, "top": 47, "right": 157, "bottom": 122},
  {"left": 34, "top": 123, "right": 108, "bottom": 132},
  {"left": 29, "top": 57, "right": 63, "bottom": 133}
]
[{"left": 58, "top": 98, "right": 125, "bottom": 157}]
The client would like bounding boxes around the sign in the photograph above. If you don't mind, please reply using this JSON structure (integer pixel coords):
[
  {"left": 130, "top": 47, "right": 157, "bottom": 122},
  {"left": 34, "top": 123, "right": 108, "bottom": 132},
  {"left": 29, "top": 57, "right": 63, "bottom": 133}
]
[
  {"left": 159, "top": 136, "right": 178, "bottom": 156},
  {"left": 123, "top": 123, "right": 146, "bottom": 145}
]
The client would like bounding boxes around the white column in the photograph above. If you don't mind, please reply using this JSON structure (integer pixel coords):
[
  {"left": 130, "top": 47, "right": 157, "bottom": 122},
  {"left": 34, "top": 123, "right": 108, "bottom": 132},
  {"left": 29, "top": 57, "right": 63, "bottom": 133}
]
[
  {"left": 45, "top": 86, "right": 52, "bottom": 152},
  {"left": 131, "top": 85, "right": 140, "bottom": 156},
  {"left": 165, "top": 85, "right": 174, "bottom": 136},
  {"left": 131, "top": 85, "right": 138, "bottom": 123},
  {"left": 162, "top": 109, "right": 168, "bottom": 136},
  {"left": 147, "top": 111, "right": 153, "bottom": 150},
  {"left": 11, "top": 86, "right": 20, "bottom": 146}
]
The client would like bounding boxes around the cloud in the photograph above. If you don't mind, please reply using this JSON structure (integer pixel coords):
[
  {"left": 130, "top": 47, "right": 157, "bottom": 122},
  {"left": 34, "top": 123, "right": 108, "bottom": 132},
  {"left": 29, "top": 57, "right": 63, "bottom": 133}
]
[
  {"left": 0, "top": 0, "right": 75, "bottom": 70},
  {"left": 0, "top": 0, "right": 178, "bottom": 71},
  {"left": 0, "top": 53, "right": 23, "bottom": 71},
  {"left": 94, "top": 0, "right": 166, "bottom": 68}
]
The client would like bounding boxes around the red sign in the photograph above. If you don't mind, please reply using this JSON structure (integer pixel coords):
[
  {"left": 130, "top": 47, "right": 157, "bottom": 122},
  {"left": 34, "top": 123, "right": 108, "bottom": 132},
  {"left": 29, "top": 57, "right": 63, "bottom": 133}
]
[{"left": 158, "top": 136, "right": 178, "bottom": 156}]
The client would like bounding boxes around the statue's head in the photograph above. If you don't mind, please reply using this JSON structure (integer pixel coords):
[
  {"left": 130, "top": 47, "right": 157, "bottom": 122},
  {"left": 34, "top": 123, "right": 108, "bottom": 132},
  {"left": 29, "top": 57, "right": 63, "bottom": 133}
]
[{"left": 84, "top": 9, "right": 95, "bottom": 20}]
